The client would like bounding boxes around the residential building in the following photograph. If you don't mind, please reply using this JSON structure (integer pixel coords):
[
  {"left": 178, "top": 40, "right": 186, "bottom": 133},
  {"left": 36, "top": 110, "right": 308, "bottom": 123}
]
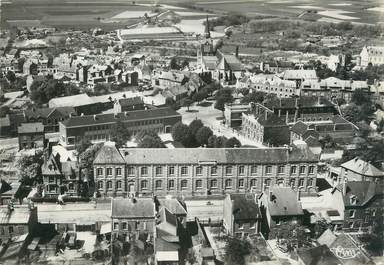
[
  {"left": 17, "top": 122, "right": 44, "bottom": 150},
  {"left": 300, "top": 77, "right": 370, "bottom": 102},
  {"left": 360, "top": 46, "right": 384, "bottom": 66},
  {"left": 111, "top": 198, "right": 156, "bottom": 243},
  {"left": 59, "top": 107, "right": 181, "bottom": 148},
  {"left": 339, "top": 157, "right": 384, "bottom": 184},
  {"left": 223, "top": 193, "right": 261, "bottom": 237},
  {"left": 113, "top": 96, "right": 145, "bottom": 113},
  {"left": 241, "top": 103, "right": 290, "bottom": 146},
  {"left": 281, "top": 69, "right": 318, "bottom": 89},
  {"left": 259, "top": 61, "right": 294, "bottom": 73},
  {"left": 290, "top": 121, "right": 319, "bottom": 144},
  {"left": 236, "top": 74, "right": 297, "bottom": 98},
  {"left": 258, "top": 186, "right": 304, "bottom": 239},
  {"left": 93, "top": 143, "right": 319, "bottom": 197},
  {"left": 152, "top": 70, "right": 188, "bottom": 90},
  {"left": 342, "top": 181, "right": 383, "bottom": 233},
  {"left": 41, "top": 154, "right": 80, "bottom": 197},
  {"left": 24, "top": 107, "right": 76, "bottom": 132},
  {"left": 0, "top": 204, "right": 38, "bottom": 241}
]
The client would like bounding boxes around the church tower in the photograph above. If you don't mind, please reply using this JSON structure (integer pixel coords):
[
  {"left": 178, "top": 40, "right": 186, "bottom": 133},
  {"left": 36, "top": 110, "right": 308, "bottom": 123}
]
[{"left": 197, "top": 16, "right": 215, "bottom": 69}]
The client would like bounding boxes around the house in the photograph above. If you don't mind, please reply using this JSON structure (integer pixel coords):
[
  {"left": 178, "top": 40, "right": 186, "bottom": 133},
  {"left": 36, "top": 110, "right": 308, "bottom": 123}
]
[
  {"left": 360, "top": 46, "right": 384, "bottom": 67},
  {"left": 153, "top": 70, "right": 188, "bottom": 90},
  {"left": 340, "top": 157, "right": 384, "bottom": 183},
  {"left": 282, "top": 69, "right": 318, "bottom": 89},
  {"left": 223, "top": 193, "right": 261, "bottom": 238},
  {"left": 113, "top": 96, "right": 145, "bottom": 113},
  {"left": 111, "top": 198, "right": 156, "bottom": 246},
  {"left": 258, "top": 186, "right": 304, "bottom": 239},
  {"left": 300, "top": 77, "right": 370, "bottom": 102},
  {"left": 0, "top": 181, "right": 20, "bottom": 206},
  {"left": 156, "top": 207, "right": 181, "bottom": 265},
  {"left": 17, "top": 122, "right": 44, "bottom": 150},
  {"left": 24, "top": 107, "right": 76, "bottom": 132},
  {"left": 291, "top": 121, "right": 319, "bottom": 144},
  {"left": 342, "top": 181, "right": 383, "bottom": 233},
  {"left": 241, "top": 103, "right": 290, "bottom": 146},
  {"left": 93, "top": 144, "right": 319, "bottom": 197},
  {"left": 0, "top": 204, "right": 38, "bottom": 241},
  {"left": 297, "top": 245, "right": 341, "bottom": 265},
  {"left": 59, "top": 108, "right": 181, "bottom": 148},
  {"left": 260, "top": 61, "right": 294, "bottom": 73},
  {"left": 41, "top": 154, "right": 80, "bottom": 198}
]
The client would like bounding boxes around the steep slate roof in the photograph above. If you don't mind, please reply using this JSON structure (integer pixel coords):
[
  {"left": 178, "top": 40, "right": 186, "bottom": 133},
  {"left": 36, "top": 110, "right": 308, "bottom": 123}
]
[
  {"left": 344, "top": 181, "right": 383, "bottom": 207},
  {"left": 94, "top": 142, "right": 125, "bottom": 164},
  {"left": 61, "top": 107, "right": 180, "bottom": 128},
  {"left": 297, "top": 245, "right": 340, "bottom": 265},
  {"left": 159, "top": 199, "right": 187, "bottom": 216},
  {"left": 229, "top": 193, "right": 260, "bottom": 220},
  {"left": 111, "top": 198, "right": 155, "bottom": 218},
  {"left": 341, "top": 157, "right": 384, "bottom": 177},
  {"left": 18, "top": 122, "right": 44, "bottom": 133},
  {"left": 41, "top": 155, "right": 62, "bottom": 175},
  {"left": 267, "top": 187, "right": 303, "bottom": 216},
  {"left": 121, "top": 147, "right": 318, "bottom": 165}
]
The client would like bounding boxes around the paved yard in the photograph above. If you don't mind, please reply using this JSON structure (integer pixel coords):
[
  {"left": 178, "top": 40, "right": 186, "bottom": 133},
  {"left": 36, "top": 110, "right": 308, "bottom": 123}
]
[{"left": 178, "top": 103, "right": 266, "bottom": 148}]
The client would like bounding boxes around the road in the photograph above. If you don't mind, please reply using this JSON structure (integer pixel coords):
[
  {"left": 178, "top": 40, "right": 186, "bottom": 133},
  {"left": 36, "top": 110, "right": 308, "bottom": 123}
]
[
  {"left": 178, "top": 103, "right": 266, "bottom": 147},
  {"left": 184, "top": 199, "right": 224, "bottom": 222}
]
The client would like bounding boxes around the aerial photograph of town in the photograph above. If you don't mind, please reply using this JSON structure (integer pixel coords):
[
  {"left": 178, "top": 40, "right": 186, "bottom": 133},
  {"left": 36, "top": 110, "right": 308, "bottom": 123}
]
[{"left": 0, "top": 0, "right": 383, "bottom": 264}]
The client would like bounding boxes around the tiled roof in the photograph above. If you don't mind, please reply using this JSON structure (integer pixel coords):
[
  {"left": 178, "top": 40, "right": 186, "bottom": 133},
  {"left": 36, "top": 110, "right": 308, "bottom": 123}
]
[
  {"left": 341, "top": 157, "right": 384, "bottom": 177},
  {"left": 26, "top": 107, "right": 76, "bottom": 119},
  {"left": 266, "top": 187, "right": 303, "bottom": 216},
  {"left": 41, "top": 155, "right": 62, "bottom": 175},
  {"left": 229, "top": 193, "right": 260, "bottom": 220},
  {"left": 119, "top": 147, "right": 318, "bottom": 165},
  {"left": 111, "top": 198, "right": 155, "bottom": 218},
  {"left": 94, "top": 142, "right": 125, "bottom": 164},
  {"left": 265, "top": 96, "right": 335, "bottom": 110},
  {"left": 18, "top": 122, "right": 44, "bottom": 133},
  {"left": 61, "top": 107, "right": 180, "bottom": 128}
]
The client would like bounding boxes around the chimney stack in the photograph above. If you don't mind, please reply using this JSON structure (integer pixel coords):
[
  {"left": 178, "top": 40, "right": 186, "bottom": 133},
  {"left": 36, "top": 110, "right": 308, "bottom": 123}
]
[
  {"left": 93, "top": 114, "right": 97, "bottom": 121},
  {"left": 265, "top": 110, "right": 268, "bottom": 120},
  {"left": 297, "top": 189, "right": 301, "bottom": 201}
]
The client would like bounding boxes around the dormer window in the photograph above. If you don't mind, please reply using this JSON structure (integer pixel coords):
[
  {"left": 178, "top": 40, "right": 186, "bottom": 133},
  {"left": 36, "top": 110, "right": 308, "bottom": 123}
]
[{"left": 350, "top": 195, "right": 357, "bottom": 205}]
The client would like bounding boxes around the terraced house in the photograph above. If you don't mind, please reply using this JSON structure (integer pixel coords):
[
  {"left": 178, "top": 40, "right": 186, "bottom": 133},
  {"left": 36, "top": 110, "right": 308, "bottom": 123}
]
[{"left": 93, "top": 142, "right": 319, "bottom": 197}]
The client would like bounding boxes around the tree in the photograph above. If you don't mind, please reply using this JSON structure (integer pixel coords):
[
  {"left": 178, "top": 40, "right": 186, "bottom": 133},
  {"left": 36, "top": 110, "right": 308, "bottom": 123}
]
[
  {"left": 6, "top": 71, "right": 16, "bottom": 83},
  {"left": 169, "top": 57, "right": 180, "bottom": 70},
  {"left": 215, "top": 136, "right": 228, "bottom": 147},
  {"left": 75, "top": 139, "right": 92, "bottom": 155},
  {"left": 195, "top": 126, "right": 213, "bottom": 146},
  {"left": 93, "top": 83, "right": 110, "bottom": 95},
  {"left": 16, "top": 151, "right": 44, "bottom": 186},
  {"left": 314, "top": 218, "right": 331, "bottom": 238},
  {"left": 189, "top": 119, "right": 204, "bottom": 136},
  {"left": 377, "top": 119, "right": 384, "bottom": 133},
  {"left": 207, "top": 135, "right": 217, "bottom": 148},
  {"left": 319, "top": 134, "right": 336, "bottom": 149},
  {"left": 224, "top": 237, "right": 251, "bottom": 265},
  {"left": 138, "top": 135, "right": 165, "bottom": 148},
  {"left": 79, "top": 143, "right": 103, "bottom": 183},
  {"left": 215, "top": 88, "right": 233, "bottom": 112},
  {"left": 0, "top": 106, "right": 10, "bottom": 117},
  {"left": 241, "top": 91, "right": 265, "bottom": 104},
  {"left": 351, "top": 89, "right": 371, "bottom": 106},
  {"left": 182, "top": 98, "right": 193, "bottom": 111},
  {"left": 342, "top": 104, "right": 361, "bottom": 123},
  {"left": 171, "top": 122, "right": 191, "bottom": 145},
  {"left": 110, "top": 121, "right": 131, "bottom": 147},
  {"left": 225, "top": 137, "right": 241, "bottom": 148},
  {"left": 192, "top": 90, "right": 208, "bottom": 104}
]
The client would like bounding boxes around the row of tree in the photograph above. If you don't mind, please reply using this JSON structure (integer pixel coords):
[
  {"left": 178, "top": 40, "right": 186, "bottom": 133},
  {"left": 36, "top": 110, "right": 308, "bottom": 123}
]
[{"left": 171, "top": 119, "right": 241, "bottom": 148}]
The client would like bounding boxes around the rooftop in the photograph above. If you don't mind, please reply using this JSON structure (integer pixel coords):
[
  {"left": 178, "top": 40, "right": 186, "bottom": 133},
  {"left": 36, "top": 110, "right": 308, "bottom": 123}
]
[
  {"left": 229, "top": 193, "right": 260, "bottom": 220},
  {"left": 265, "top": 187, "right": 303, "bottom": 216},
  {"left": 93, "top": 142, "right": 125, "bottom": 164},
  {"left": 115, "top": 147, "right": 318, "bottom": 165},
  {"left": 341, "top": 157, "right": 384, "bottom": 177},
  {"left": 61, "top": 107, "right": 180, "bottom": 128},
  {"left": 0, "top": 206, "right": 33, "bottom": 224},
  {"left": 112, "top": 198, "right": 155, "bottom": 219},
  {"left": 344, "top": 181, "right": 383, "bottom": 207},
  {"left": 297, "top": 245, "right": 341, "bottom": 265},
  {"left": 18, "top": 122, "right": 44, "bottom": 134}
]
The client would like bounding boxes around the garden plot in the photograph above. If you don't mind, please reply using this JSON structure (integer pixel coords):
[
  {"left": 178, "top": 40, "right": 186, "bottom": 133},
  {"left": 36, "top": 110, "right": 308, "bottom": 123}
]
[
  {"left": 111, "top": 10, "right": 154, "bottom": 19},
  {"left": 318, "top": 10, "right": 359, "bottom": 20}
]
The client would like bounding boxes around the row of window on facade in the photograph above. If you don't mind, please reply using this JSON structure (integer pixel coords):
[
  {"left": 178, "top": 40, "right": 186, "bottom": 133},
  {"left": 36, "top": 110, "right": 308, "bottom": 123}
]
[
  {"left": 84, "top": 119, "right": 164, "bottom": 132},
  {"left": 97, "top": 177, "right": 315, "bottom": 191},
  {"left": 96, "top": 165, "right": 315, "bottom": 177}
]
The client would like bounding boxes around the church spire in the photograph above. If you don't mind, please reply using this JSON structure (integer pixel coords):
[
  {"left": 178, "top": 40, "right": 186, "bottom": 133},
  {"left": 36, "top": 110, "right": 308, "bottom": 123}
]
[{"left": 204, "top": 15, "right": 211, "bottom": 39}]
